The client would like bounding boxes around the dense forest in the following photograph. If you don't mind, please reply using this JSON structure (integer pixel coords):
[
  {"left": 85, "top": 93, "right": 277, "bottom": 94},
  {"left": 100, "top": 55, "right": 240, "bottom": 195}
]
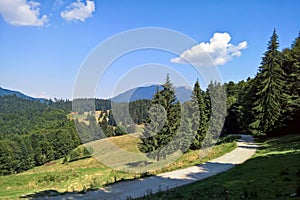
[
  {"left": 0, "top": 30, "right": 299, "bottom": 175},
  {"left": 0, "top": 95, "right": 151, "bottom": 174},
  {"left": 224, "top": 30, "right": 299, "bottom": 137},
  {"left": 139, "top": 30, "right": 299, "bottom": 160},
  {"left": 0, "top": 95, "right": 81, "bottom": 175}
]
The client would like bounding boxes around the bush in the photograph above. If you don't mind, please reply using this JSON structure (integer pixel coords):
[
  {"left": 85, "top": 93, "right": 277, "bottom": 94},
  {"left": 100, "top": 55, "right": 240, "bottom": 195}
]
[
  {"left": 114, "top": 125, "right": 126, "bottom": 136},
  {"left": 67, "top": 146, "right": 91, "bottom": 162}
]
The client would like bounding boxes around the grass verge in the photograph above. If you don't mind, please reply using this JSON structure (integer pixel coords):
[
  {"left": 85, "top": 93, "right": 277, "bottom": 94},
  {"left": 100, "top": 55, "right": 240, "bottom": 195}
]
[
  {"left": 0, "top": 135, "right": 238, "bottom": 199},
  {"left": 137, "top": 134, "right": 300, "bottom": 200}
]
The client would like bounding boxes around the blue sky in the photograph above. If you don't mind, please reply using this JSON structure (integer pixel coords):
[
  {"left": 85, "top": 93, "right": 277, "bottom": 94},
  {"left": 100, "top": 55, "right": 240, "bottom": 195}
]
[{"left": 0, "top": 0, "right": 299, "bottom": 99}]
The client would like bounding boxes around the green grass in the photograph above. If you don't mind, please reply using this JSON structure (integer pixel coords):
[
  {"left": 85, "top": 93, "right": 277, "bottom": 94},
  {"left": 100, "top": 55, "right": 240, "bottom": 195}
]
[
  {"left": 0, "top": 135, "right": 238, "bottom": 199},
  {"left": 0, "top": 134, "right": 141, "bottom": 200},
  {"left": 138, "top": 134, "right": 300, "bottom": 200},
  {"left": 155, "top": 141, "right": 237, "bottom": 174}
]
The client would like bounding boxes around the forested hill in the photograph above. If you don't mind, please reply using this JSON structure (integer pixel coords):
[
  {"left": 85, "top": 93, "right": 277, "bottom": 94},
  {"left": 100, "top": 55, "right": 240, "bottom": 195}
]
[
  {"left": 0, "top": 95, "right": 81, "bottom": 175},
  {"left": 0, "top": 95, "right": 67, "bottom": 137},
  {"left": 0, "top": 87, "right": 46, "bottom": 102},
  {"left": 0, "top": 95, "right": 151, "bottom": 175}
]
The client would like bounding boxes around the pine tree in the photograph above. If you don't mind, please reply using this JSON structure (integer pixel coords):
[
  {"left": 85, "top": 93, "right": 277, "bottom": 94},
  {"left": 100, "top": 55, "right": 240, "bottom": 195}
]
[
  {"left": 239, "top": 77, "right": 257, "bottom": 134},
  {"left": 190, "top": 80, "right": 208, "bottom": 149},
  {"left": 249, "top": 29, "right": 286, "bottom": 137},
  {"left": 283, "top": 33, "right": 300, "bottom": 111},
  {"left": 108, "top": 110, "right": 117, "bottom": 126},
  {"left": 289, "top": 33, "right": 300, "bottom": 117},
  {"left": 99, "top": 111, "right": 114, "bottom": 137},
  {"left": 173, "top": 100, "right": 199, "bottom": 153},
  {"left": 205, "top": 82, "right": 227, "bottom": 145},
  {"left": 280, "top": 32, "right": 300, "bottom": 134},
  {"left": 139, "top": 75, "right": 181, "bottom": 161}
]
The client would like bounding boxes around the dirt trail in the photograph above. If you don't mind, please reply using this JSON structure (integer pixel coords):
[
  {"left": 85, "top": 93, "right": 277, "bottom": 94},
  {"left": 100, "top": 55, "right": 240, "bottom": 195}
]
[{"left": 38, "top": 135, "right": 258, "bottom": 200}]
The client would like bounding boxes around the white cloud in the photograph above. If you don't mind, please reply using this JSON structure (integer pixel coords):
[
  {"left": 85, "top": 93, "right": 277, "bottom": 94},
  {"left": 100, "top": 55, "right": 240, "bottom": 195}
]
[
  {"left": 61, "top": 0, "right": 95, "bottom": 22},
  {"left": 171, "top": 33, "right": 248, "bottom": 66},
  {"left": 0, "top": 0, "right": 47, "bottom": 26}
]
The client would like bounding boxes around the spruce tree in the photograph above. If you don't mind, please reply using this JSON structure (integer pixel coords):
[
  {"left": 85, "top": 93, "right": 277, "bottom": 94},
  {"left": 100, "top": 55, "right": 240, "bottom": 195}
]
[
  {"left": 249, "top": 29, "right": 286, "bottom": 137},
  {"left": 280, "top": 33, "right": 300, "bottom": 133},
  {"left": 174, "top": 99, "right": 199, "bottom": 153},
  {"left": 190, "top": 80, "right": 208, "bottom": 149},
  {"left": 99, "top": 111, "right": 114, "bottom": 137},
  {"left": 240, "top": 77, "right": 257, "bottom": 134},
  {"left": 283, "top": 33, "right": 300, "bottom": 111},
  {"left": 289, "top": 33, "right": 300, "bottom": 115},
  {"left": 205, "top": 82, "right": 226, "bottom": 145},
  {"left": 139, "top": 75, "right": 180, "bottom": 161}
]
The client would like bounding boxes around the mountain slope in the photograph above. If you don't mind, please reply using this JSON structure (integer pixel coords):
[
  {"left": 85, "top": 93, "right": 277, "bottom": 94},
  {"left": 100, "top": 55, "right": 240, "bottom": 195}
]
[
  {"left": 0, "top": 87, "right": 46, "bottom": 102},
  {"left": 112, "top": 85, "right": 192, "bottom": 102}
]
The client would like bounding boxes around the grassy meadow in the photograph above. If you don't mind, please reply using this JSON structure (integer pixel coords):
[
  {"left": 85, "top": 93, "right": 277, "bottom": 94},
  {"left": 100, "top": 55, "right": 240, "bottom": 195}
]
[{"left": 0, "top": 134, "right": 237, "bottom": 199}]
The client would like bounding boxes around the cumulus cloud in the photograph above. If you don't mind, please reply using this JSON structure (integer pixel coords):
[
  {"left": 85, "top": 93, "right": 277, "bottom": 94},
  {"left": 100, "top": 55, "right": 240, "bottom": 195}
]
[
  {"left": 0, "top": 0, "right": 47, "bottom": 26},
  {"left": 171, "top": 33, "right": 248, "bottom": 66},
  {"left": 61, "top": 0, "right": 95, "bottom": 22}
]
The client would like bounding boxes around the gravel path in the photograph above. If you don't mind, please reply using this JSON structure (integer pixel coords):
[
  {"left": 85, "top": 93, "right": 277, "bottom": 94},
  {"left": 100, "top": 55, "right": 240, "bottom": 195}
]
[{"left": 39, "top": 135, "right": 258, "bottom": 200}]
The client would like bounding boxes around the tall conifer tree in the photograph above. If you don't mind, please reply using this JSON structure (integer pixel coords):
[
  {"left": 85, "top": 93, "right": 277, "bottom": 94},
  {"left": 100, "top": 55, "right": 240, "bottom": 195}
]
[
  {"left": 250, "top": 29, "right": 286, "bottom": 137},
  {"left": 139, "top": 75, "right": 180, "bottom": 161},
  {"left": 190, "top": 80, "right": 208, "bottom": 149}
]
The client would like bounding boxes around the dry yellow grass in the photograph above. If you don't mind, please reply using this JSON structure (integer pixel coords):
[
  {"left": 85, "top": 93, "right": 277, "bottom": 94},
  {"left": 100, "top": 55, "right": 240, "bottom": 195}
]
[{"left": 0, "top": 133, "right": 237, "bottom": 199}]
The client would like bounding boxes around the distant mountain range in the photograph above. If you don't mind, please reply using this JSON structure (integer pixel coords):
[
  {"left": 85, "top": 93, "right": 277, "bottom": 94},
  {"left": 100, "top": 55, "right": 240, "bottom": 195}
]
[
  {"left": 112, "top": 85, "right": 192, "bottom": 102},
  {"left": 0, "top": 87, "right": 46, "bottom": 102},
  {"left": 0, "top": 85, "right": 192, "bottom": 103}
]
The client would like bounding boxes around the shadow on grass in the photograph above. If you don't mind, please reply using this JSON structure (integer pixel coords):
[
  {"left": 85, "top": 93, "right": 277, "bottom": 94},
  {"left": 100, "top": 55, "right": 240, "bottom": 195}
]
[
  {"left": 20, "top": 161, "right": 237, "bottom": 199},
  {"left": 20, "top": 190, "right": 69, "bottom": 199},
  {"left": 20, "top": 188, "right": 100, "bottom": 199},
  {"left": 125, "top": 160, "right": 154, "bottom": 168},
  {"left": 20, "top": 134, "right": 300, "bottom": 200},
  {"left": 136, "top": 135, "right": 300, "bottom": 200}
]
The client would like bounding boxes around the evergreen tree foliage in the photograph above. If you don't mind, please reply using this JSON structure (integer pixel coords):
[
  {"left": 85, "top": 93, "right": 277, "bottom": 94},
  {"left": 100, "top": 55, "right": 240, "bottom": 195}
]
[
  {"left": 129, "top": 99, "right": 151, "bottom": 124},
  {"left": 190, "top": 80, "right": 208, "bottom": 149},
  {"left": 0, "top": 95, "right": 81, "bottom": 174},
  {"left": 98, "top": 111, "right": 115, "bottom": 137},
  {"left": 223, "top": 78, "right": 252, "bottom": 134},
  {"left": 205, "top": 81, "right": 227, "bottom": 145},
  {"left": 139, "top": 75, "right": 181, "bottom": 161},
  {"left": 175, "top": 98, "right": 199, "bottom": 152},
  {"left": 249, "top": 29, "right": 286, "bottom": 137},
  {"left": 114, "top": 125, "right": 127, "bottom": 136},
  {"left": 277, "top": 32, "right": 300, "bottom": 134}
]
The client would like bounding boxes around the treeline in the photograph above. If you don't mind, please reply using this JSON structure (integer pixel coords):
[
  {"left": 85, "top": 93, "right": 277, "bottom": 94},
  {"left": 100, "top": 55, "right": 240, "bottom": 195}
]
[
  {"left": 0, "top": 95, "right": 66, "bottom": 137},
  {"left": 0, "top": 95, "right": 151, "bottom": 174},
  {"left": 76, "top": 99, "right": 151, "bottom": 141},
  {"left": 223, "top": 30, "right": 300, "bottom": 137},
  {"left": 71, "top": 98, "right": 111, "bottom": 112},
  {"left": 0, "top": 95, "right": 81, "bottom": 175},
  {"left": 73, "top": 98, "right": 151, "bottom": 125},
  {"left": 139, "top": 76, "right": 225, "bottom": 160},
  {"left": 140, "top": 30, "right": 299, "bottom": 160}
]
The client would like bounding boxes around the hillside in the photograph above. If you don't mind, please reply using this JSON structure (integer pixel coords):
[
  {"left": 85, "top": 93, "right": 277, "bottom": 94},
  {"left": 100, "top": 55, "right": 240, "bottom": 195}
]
[
  {"left": 0, "top": 95, "right": 66, "bottom": 136},
  {"left": 112, "top": 85, "right": 192, "bottom": 102},
  {"left": 0, "top": 134, "right": 237, "bottom": 199},
  {"left": 0, "top": 86, "right": 46, "bottom": 102},
  {"left": 0, "top": 95, "right": 81, "bottom": 175}
]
